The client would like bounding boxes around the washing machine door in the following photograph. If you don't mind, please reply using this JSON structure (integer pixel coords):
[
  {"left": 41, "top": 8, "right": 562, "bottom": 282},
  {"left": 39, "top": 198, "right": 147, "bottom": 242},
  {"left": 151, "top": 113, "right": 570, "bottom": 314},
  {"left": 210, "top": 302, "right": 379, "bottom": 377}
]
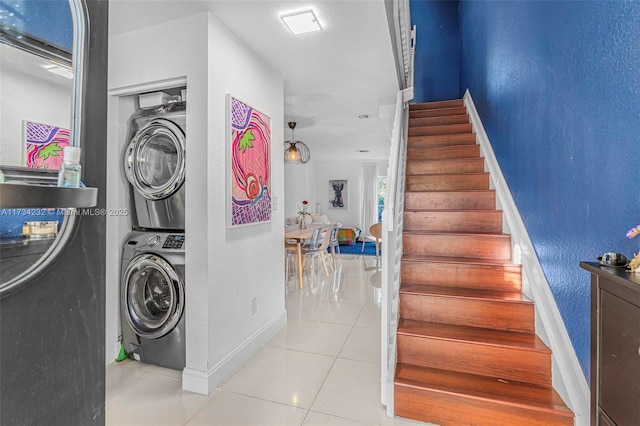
[
  {"left": 122, "top": 253, "right": 184, "bottom": 339},
  {"left": 124, "top": 118, "right": 185, "bottom": 200}
]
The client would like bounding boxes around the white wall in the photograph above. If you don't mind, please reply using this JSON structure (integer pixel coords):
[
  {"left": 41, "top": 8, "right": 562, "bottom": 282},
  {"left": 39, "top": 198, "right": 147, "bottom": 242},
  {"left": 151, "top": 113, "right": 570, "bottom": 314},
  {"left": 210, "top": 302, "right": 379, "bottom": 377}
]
[
  {"left": 284, "top": 159, "right": 388, "bottom": 232},
  {"left": 107, "top": 11, "right": 285, "bottom": 395},
  {"left": 0, "top": 62, "right": 72, "bottom": 166},
  {"left": 283, "top": 162, "right": 317, "bottom": 219},
  {"left": 201, "top": 13, "right": 284, "bottom": 390}
]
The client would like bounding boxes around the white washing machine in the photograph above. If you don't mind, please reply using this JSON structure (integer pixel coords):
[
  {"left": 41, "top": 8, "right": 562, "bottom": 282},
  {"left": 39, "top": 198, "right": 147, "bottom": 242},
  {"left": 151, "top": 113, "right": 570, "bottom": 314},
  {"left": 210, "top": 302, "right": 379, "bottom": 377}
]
[
  {"left": 124, "top": 101, "right": 186, "bottom": 231},
  {"left": 120, "top": 231, "right": 185, "bottom": 370}
]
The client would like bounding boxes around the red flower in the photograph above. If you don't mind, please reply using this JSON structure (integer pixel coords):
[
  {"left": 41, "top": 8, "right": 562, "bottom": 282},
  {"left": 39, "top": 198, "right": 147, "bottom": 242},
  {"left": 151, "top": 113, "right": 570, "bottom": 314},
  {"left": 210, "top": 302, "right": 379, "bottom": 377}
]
[{"left": 302, "top": 200, "right": 308, "bottom": 205}]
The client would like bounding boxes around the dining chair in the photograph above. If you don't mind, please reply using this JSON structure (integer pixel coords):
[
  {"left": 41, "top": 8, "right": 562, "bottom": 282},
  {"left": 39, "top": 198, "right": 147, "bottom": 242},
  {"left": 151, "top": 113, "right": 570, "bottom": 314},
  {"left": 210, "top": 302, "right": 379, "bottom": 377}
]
[
  {"left": 284, "top": 229, "right": 313, "bottom": 281},
  {"left": 284, "top": 241, "right": 298, "bottom": 281},
  {"left": 315, "top": 224, "right": 335, "bottom": 277},
  {"left": 362, "top": 222, "right": 382, "bottom": 257},
  {"left": 329, "top": 225, "right": 341, "bottom": 265},
  {"left": 301, "top": 227, "right": 323, "bottom": 277}
]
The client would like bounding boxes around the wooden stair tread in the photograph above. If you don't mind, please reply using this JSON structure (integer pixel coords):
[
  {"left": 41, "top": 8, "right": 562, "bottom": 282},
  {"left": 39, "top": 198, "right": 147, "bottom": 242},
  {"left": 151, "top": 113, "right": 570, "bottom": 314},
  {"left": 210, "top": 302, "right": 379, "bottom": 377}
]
[
  {"left": 407, "top": 146, "right": 480, "bottom": 160},
  {"left": 406, "top": 158, "right": 485, "bottom": 171},
  {"left": 400, "top": 283, "right": 531, "bottom": 304},
  {"left": 410, "top": 100, "right": 464, "bottom": 110},
  {"left": 405, "top": 189, "right": 494, "bottom": 193},
  {"left": 397, "top": 319, "right": 549, "bottom": 352},
  {"left": 401, "top": 253, "right": 520, "bottom": 267},
  {"left": 404, "top": 208, "right": 501, "bottom": 213},
  {"left": 409, "top": 115, "right": 470, "bottom": 126},
  {"left": 407, "top": 171, "right": 488, "bottom": 177},
  {"left": 408, "top": 144, "right": 478, "bottom": 151},
  {"left": 395, "top": 364, "right": 573, "bottom": 416},
  {"left": 408, "top": 133, "right": 476, "bottom": 141},
  {"left": 409, "top": 107, "right": 467, "bottom": 118},
  {"left": 407, "top": 158, "right": 483, "bottom": 163},
  {"left": 409, "top": 123, "right": 473, "bottom": 136},
  {"left": 403, "top": 230, "right": 509, "bottom": 237}
]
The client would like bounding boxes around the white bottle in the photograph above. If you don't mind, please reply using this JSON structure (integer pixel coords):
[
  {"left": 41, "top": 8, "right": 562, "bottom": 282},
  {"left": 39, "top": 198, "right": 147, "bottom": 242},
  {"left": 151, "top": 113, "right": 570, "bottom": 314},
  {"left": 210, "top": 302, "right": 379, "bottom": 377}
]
[{"left": 57, "top": 146, "right": 82, "bottom": 188}]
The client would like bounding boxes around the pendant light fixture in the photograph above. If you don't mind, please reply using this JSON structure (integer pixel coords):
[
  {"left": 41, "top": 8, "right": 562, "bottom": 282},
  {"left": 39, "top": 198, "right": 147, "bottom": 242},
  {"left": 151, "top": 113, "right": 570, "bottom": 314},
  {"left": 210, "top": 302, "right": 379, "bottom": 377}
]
[{"left": 284, "top": 121, "right": 310, "bottom": 164}]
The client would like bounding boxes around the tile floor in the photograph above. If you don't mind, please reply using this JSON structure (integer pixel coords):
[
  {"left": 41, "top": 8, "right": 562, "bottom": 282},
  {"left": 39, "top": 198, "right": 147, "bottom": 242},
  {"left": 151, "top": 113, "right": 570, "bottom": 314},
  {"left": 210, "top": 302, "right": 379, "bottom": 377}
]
[{"left": 106, "top": 255, "right": 431, "bottom": 426}]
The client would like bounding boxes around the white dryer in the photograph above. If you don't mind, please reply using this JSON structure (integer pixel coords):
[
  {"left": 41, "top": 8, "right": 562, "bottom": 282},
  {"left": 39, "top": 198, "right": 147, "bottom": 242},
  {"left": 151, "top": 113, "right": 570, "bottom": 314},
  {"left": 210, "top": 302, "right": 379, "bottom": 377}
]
[{"left": 124, "top": 101, "right": 186, "bottom": 231}]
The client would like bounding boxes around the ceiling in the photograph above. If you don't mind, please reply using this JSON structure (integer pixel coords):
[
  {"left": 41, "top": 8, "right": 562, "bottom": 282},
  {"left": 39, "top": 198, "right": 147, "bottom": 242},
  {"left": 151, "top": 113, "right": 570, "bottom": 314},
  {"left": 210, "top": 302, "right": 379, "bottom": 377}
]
[
  {"left": 109, "top": 0, "right": 399, "bottom": 161},
  {"left": 0, "top": 43, "right": 73, "bottom": 88}
]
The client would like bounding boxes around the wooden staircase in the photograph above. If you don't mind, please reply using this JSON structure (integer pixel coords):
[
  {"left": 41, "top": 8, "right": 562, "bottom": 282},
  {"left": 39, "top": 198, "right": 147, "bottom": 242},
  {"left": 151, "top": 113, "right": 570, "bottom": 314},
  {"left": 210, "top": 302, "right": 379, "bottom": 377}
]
[{"left": 394, "top": 99, "right": 574, "bottom": 425}]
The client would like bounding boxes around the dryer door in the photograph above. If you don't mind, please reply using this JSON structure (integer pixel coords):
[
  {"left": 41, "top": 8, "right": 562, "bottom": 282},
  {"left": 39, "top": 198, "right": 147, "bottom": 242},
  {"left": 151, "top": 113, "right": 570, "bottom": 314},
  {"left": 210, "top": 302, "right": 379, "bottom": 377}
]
[
  {"left": 124, "top": 118, "right": 185, "bottom": 200},
  {"left": 122, "top": 253, "right": 184, "bottom": 339}
]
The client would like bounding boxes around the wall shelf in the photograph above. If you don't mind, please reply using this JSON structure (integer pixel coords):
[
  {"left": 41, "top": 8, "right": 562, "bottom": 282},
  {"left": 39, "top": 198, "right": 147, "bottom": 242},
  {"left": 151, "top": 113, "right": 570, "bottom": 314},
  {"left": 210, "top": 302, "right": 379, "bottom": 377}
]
[{"left": 0, "top": 182, "right": 98, "bottom": 209}]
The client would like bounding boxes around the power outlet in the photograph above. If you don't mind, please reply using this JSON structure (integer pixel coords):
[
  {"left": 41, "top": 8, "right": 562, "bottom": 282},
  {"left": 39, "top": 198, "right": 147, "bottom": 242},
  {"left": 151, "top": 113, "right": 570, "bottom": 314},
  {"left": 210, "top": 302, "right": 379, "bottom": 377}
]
[{"left": 251, "top": 297, "right": 257, "bottom": 315}]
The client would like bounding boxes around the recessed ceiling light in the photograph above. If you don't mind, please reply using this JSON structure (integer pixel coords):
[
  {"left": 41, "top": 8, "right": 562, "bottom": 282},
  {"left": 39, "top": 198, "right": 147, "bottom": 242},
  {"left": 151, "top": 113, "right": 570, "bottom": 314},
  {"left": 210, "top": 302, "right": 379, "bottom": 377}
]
[
  {"left": 280, "top": 9, "right": 322, "bottom": 35},
  {"left": 356, "top": 150, "right": 370, "bottom": 153},
  {"left": 358, "top": 114, "right": 369, "bottom": 119}
]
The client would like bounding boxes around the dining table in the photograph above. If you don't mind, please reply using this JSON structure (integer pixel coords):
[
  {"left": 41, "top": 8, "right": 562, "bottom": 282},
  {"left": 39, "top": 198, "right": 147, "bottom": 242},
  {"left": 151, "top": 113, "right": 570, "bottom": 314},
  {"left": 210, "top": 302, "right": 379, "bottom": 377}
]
[{"left": 285, "top": 223, "right": 332, "bottom": 289}]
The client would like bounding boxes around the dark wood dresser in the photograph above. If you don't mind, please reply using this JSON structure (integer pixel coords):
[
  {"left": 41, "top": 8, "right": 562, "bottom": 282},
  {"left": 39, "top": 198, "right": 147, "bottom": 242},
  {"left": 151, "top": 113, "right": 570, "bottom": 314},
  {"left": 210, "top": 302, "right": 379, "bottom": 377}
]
[{"left": 580, "top": 262, "right": 640, "bottom": 426}]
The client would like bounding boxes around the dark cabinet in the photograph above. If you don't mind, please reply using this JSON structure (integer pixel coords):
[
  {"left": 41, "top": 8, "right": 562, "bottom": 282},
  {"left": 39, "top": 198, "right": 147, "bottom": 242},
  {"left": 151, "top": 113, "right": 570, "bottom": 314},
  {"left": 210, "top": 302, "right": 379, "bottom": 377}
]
[{"left": 581, "top": 262, "right": 640, "bottom": 426}]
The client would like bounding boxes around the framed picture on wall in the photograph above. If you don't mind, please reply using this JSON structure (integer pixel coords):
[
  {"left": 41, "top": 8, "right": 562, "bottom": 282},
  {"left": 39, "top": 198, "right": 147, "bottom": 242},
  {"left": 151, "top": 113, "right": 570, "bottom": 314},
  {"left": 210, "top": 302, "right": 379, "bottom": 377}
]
[
  {"left": 24, "top": 120, "right": 70, "bottom": 169},
  {"left": 226, "top": 94, "right": 272, "bottom": 227},
  {"left": 329, "top": 179, "right": 348, "bottom": 209}
]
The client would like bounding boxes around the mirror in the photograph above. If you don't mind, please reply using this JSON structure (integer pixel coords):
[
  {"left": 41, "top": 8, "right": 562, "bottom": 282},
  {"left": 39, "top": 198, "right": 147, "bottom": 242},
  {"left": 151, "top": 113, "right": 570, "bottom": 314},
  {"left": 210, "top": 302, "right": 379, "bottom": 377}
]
[{"left": 0, "top": 0, "right": 86, "bottom": 295}]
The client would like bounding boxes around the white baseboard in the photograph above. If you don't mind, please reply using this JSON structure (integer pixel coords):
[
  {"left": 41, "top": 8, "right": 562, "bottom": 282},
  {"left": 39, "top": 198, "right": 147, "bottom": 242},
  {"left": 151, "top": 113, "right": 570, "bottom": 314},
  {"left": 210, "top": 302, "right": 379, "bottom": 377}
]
[
  {"left": 464, "top": 90, "right": 589, "bottom": 426},
  {"left": 182, "top": 309, "right": 287, "bottom": 395}
]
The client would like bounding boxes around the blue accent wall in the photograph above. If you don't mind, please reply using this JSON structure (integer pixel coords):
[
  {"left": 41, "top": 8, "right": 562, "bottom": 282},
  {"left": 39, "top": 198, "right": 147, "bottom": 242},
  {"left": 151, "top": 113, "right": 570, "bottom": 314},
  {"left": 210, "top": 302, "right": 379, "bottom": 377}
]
[
  {"left": 455, "top": 1, "right": 640, "bottom": 380},
  {"left": 410, "top": 0, "right": 460, "bottom": 102}
]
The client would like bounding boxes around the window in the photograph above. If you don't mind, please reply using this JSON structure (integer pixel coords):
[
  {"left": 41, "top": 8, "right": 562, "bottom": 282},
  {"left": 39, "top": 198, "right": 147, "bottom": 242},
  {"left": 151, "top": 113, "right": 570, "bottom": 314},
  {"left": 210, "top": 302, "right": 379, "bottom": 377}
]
[{"left": 377, "top": 176, "right": 387, "bottom": 222}]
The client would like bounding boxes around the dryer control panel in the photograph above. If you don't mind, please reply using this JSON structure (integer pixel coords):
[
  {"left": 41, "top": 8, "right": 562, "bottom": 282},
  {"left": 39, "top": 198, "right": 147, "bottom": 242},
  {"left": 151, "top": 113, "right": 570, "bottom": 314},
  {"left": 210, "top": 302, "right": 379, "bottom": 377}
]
[{"left": 162, "top": 234, "right": 185, "bottom": 249}]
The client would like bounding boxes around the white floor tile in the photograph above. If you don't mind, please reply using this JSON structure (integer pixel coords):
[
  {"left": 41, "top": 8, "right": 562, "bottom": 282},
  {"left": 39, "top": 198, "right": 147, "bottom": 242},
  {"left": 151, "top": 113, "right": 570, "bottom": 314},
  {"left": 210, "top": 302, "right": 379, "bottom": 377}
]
[
  {"left": 355, "top": 296, "right": 382, "bottom": 329},
  {"left": 105, "top": 360, "right": 146, "bottom": 402},
  {"left": 339, "top": 326, "right": 381, "bottom": 365},
  {"left": 380, "top": 415, "right": 438, "bottom": 426},
  {"left": 268, "top": 319, "right": 352, "bottom": 356},
  {"left": 287, "top": 297, "right": 365, "bottom": 326},
  {"left": 121, "top": 357, "right": 183, "bottom": 380},
  {"left": 302, "top": 410, "right": 368, "bottom": 425},
  {"left": 186, "top": 391, "right": 307, "bottom": 426},
  {"left": 224, "top": 346, "right": 334, "bottom": 409},
  {"left": 311, "top": 358, "right": 385, "bottom": 425},
  {"left": 106, "top": 371, "right": 210, "bottom": 426}
]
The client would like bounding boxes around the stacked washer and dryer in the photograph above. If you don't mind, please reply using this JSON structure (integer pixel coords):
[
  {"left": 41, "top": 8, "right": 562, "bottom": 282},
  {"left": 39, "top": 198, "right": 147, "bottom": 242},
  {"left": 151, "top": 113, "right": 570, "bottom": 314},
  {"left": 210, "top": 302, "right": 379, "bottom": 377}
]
[{"left": 120, "top": 97, "right": 187, "bottom": 370}]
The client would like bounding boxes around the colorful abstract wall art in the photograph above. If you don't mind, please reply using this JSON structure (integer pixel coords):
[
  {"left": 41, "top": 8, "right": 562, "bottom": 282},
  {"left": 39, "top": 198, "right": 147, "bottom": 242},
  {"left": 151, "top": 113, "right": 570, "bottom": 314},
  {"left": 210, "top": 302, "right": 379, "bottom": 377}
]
[
  {"left": 24, "top": 120, "right": 70, "bottom": 169},
  {"left": 227, "top": 95, "right": 272, "bottom": 227}
]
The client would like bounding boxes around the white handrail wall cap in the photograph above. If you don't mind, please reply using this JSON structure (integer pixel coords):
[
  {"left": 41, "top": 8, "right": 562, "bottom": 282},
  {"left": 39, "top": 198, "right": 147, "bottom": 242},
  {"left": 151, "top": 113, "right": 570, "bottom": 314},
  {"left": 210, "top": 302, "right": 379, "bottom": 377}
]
[{"left": 402, "top": 87, "right": 414, "bottom": 102}]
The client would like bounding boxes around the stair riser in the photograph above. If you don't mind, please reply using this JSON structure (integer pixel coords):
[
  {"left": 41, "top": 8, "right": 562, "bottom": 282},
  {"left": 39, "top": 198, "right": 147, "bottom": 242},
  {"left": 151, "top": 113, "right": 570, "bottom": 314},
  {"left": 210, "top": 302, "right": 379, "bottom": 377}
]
[
  {"left": 401, "top": 260, "right": 522, "bottom": 291},
  {"left": 405, "top": 191, "right": 495, "bottom": 210},
  {"left": 406, "top": 174, "right": 490, "bottom": 191},
  {"left": 410, "top": 107, "right": 467, "bottom": 118},
  {"left": 408, "top": 133, "right": 477, "bottom": 148},
  {"left": 397, "top": 334, "right": 551, "bottom": 386},
  {"left": 407, "top": 159, "right": 485, "bottom": 175},
  {"left": 403, "top": 211, "right": 503, "bottom": 233},
  {"left": 410, "top": 100, "right": 464, "bottom": 110},
  {"left": 407, "top": 145, "right": 480, "bottom": 161},
  {"left": 403, "top": 233, "right": 511, "bottom": 260},
  {"left": 409, "top": 115, "right": 469, "bottom": 127},
  {"left": 409, "top": 123, "right": 473, "bottom": 137},
  {"left": 395, "top": 386, "right": 573, "bottom": 426},
  {"left": 399, "top": 293, "right": 534, "bottom": 333}
]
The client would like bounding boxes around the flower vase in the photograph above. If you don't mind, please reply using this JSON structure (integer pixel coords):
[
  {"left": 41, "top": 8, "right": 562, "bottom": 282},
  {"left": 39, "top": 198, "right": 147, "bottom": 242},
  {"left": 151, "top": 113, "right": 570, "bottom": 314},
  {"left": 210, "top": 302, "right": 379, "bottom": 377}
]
[{"left": 299, "top": 217, "right": 307, "bottom": 230}]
